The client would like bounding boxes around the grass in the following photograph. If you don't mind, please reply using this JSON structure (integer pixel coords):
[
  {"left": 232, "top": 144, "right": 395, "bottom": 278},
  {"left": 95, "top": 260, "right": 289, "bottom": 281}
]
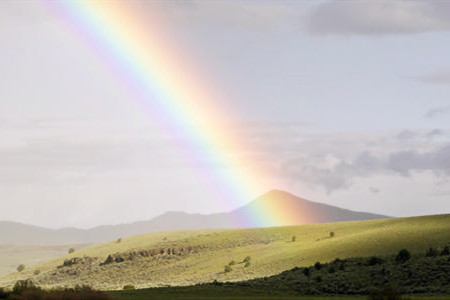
[
  {"left": 0, "top": 244, "right": 90, "bottom": 277},
  {"left": 0, "top": 214, "right": 449, "bottom": 291}
]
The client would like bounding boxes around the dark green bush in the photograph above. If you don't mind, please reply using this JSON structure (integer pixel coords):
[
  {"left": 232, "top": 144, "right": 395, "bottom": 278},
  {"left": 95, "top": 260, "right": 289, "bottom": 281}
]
[
  {"left": 16, "top": 265, "right": 25, "bottom": 273},
  {"left": 441, "top": 246, "right": 450, "bottom": 256},
  {"left": 302, "top": 267, "right": 311, "bottom": 277},
  {"left": 368, "top": 256, "right": 384, "bottom": 266},
  {"left": 123, "top": 284, "right": 135, "bottom": 290},
  {"left": 330, "top": 232, "right": 335, "bottom": 238},
  {"left": 426, "top": 247, "right": 439, "bottom": 257},
  {"left": 314, "top": 262, "right": 322, "bottom": 270},
  {"left": 395, "top": 249, "right": 411, "bottom": 263}
]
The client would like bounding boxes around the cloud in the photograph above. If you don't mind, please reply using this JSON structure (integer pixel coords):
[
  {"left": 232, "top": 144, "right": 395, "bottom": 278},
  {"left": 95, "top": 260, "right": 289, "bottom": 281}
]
[
  {"left": 426, "top": 106, "right": 450, "bottom": 119},
  {"left": 419, "top": 70, "right": 450, "bottom": 85},
  {"left": 308, "top": 1, "right": 450, "bottom": 36}
]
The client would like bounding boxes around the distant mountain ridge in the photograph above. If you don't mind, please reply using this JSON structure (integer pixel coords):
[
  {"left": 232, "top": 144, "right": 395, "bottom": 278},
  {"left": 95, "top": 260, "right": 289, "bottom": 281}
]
[{"left": 0, "top": 190, "right": 389, "bottom": 244}]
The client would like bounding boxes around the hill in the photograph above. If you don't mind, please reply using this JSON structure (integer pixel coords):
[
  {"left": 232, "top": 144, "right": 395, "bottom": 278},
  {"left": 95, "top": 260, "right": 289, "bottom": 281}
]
[
  {"left": 0, "top": 244, "right": 91, "bottom": 278},
  {"left": 0, "top": 190, "right": 388, "bottom": 245},
  {"left": 112, "top": 248, "right": 450, "bottom": 298},
  {"left": 1, "top": 214, "right": 448, "bottom": 290}
]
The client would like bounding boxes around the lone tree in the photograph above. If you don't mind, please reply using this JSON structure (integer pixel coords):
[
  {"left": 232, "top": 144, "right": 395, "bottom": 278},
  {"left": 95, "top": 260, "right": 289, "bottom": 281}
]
[
  {"left": 68, "top": 248, "right": 75, "bottom": 254},
  {"left": 330, "top": 232, "right": 335, "bottom": 238},
  {"left": 17, "top": 264, "right": 25, "bottom": 272}
]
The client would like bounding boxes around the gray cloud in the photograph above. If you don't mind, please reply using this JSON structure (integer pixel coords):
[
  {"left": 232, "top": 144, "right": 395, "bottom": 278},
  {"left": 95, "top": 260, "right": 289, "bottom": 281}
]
[
  {"left": 426, "top": 106, "right": 450, "bottom": 119},
  {"left": 419, "top": 70, "right": 450, "bottom": 85},
  {"left": 308, "top": 1, "right": 450, "bottom": 36}
]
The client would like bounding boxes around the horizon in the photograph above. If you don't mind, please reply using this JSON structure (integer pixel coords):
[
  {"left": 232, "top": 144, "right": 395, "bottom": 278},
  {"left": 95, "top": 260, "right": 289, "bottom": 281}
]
[{"left": 1, "top": 1, "right": 449, "bottom": 228}]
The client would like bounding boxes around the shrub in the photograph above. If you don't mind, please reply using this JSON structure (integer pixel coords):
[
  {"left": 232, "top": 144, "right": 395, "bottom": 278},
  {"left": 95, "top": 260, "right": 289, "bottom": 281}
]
[
  {"left": 368, "top": 256, "right": 384, "bottom": 266},
  {"left": 395, "top": 249, "right": 411, "bottom": 263},
  {"left": 426, "top": 247, "right": 439, "bottom": 257},
  {"left": 117, "top": 238, "right": 122, "bottom": 243},
  {"left": 303, "top": 267, "right": 311, "bottom": 277},
  {"left": 315, "top": 275, "right": 322, "bottom": 283},
  {"left": 292, "top": 236, "right": 296, "bottom": 242},
  {"left": 243, "top": 256, "right": 251, "bottom": 263},
  {"left": 33, "top": 269, "right": 41, "bottom": 275},
  {"left": 13, "top": 279, "right": 36, "bottom": 294},
  {"left": 224, "top": 265, "right": 232, "bottom": 273},
  {"left": 244, "top": 261, "right": 251, "bottom": 268},
  {"left": 229, "top": 260, "right": 236, "bottom": 266},
  {"left": 16, "top": 264, "right": 25, "bottom": 272},
  {"left": 68, "top": 248, "right": 75, "bottom": 254},
  {"left": 328, "top": 266, "right": 336, "bottom": 274},
  {"left": 123, "top": 284, "right": 135, "bottom": 290},
  {"left": 330, "top": 232, "right": 335, "bottom": 238},
  {"left": 314, "top": 262, "right": 322, "bottom": 270},
  {"left": 441, "top": 246, "right": 450, "bottom": 256}
]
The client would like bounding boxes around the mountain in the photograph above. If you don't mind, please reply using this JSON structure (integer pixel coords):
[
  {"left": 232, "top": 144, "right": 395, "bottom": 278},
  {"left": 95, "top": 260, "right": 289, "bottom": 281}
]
[{"left": 0, "top": 190, "right": 389, "bottom": 245}]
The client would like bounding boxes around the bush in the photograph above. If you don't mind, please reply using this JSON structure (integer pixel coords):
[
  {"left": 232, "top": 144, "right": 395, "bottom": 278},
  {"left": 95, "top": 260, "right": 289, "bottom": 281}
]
[
  {"left": 303, "top": 267, "right": 311, "bottom": 277},
  {"left": 229, "top": 260, "right": 236, "bottom": 266},
  {"left": 33, "top": 270, "right": 41, "bottom": 276},
  {"left": 243, "top": 256, "right": 251, "bottom": 263},
  {"left": 68, "top": 248, "right": 75, "bottom": 254},
  {"left": 426, "top": 247, "right": 439, "bottom": 257},
  {"left": 368, "top": 285, "right": 402, "bottom": 300},
  {"left": 292, "top": 236, "right": 296, "bottom": 242},
  {"left": 117, "top": 238, "right": 122, "bottom": 243},
  {"left": 16, "top": 264, "right": 25, "bottom": 272},
  {"left": 224, "top": 265, "right": 232, "bottom": 273},
  {"left": 244, "top": 261, "right": 251, "bottom": 268},
  {"left": 328, "top": 267, "right": 336, "bottom": 274},
  {"left": 368, "top": 256, "right": 384, "bottom": 266},
  {"left": 314, "top": 262, "right": 322, "bottom": 270},
  {"left": 123, "top": 284, "right": 135, "bottom": 290},
  {"left": 330, "top": 232, "right": 335, "bottom": 238},
  {"left": 395, "top": 249, "right": 411, "bottom": 263},
  {"left": 441, "top": 246, "right": 450, "bottom": 256},
  {"left": 13, "top": 279, "right": 36, "bottom": 294}
]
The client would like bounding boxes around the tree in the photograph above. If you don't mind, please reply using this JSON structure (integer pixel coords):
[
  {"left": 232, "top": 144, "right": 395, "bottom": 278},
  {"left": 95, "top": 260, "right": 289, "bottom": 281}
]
[
  {"left": 314, "top": 262, "right": 322, "bottom": 270},
  {"left": 117, "top": 238, "right": 122, "bottom": 243},
  {"left": 395, "top": 249, "right": 411, "bottom": 263},
  {"left": 292, "top": 236, "right": 296, "bottom": 242},
  {"left": 68, "top": 248, "right": 75, "bottom": 254},
  {"left": 441, "top": 246, "right": 450, "bottom": 256},
  {"left": 17, "top": 264, "right": 25, "bottom": 272},
  {"left": 302, "top": 267, "right": 311, "bottom": 277},
  {"left": 330, "top": 232, "right": 335, "bottom": 238}
]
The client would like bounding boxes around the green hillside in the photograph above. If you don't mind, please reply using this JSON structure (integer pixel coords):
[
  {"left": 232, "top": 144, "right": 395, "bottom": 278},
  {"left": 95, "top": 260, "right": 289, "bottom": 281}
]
[
  {"left": 1, "top": 214, "right": 449, "bottom": 290},
  {"left": 0, "top": 244, "right": 90, "bottom": 277}
]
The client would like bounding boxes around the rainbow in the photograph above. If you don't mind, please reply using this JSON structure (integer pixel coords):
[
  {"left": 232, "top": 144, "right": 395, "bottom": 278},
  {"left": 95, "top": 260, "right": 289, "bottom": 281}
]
[{"left": 45, "top": 1, "right": 302, "bottom": 227}]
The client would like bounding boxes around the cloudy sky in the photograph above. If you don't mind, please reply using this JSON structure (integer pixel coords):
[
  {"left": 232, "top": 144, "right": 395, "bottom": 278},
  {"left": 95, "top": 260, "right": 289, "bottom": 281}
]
[{"left": 1, "top": 0, "right": 449, "bottom": 228}]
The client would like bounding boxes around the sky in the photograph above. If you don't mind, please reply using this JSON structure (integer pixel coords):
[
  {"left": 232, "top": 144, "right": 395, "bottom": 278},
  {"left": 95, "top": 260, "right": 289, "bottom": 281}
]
[{"left": 0, "top": 0, "right": 449, "bottom": 229}]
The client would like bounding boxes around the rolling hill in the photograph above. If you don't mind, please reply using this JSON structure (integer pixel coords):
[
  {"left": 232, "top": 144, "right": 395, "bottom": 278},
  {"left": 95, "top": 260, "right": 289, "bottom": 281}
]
[
  {"left": 1, "top": 214, "right": 448, "bottom": 290},
  {"left": 0, "top": 190, "right": 388, "bottom": 245}
]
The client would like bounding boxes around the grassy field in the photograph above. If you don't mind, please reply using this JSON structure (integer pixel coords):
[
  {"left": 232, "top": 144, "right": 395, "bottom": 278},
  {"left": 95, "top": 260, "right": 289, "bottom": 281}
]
[
  {"left": 0, "top": 244, "right": 90, "bottom": 277},
  {"left": 0, "top": 214, "right": 449, "bottom": 291}
]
